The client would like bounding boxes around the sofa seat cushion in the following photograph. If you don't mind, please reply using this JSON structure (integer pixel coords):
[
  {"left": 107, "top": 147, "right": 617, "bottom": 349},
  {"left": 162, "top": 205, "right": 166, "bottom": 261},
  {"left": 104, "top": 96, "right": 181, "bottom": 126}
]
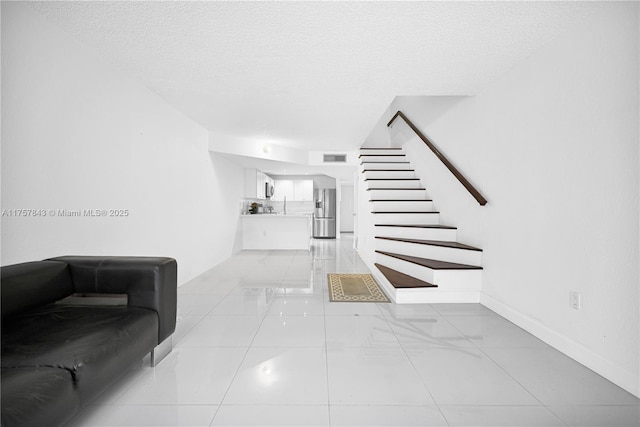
[
  {"left": 1, "top": 304, "right": 158, "bottom": 404},
  {"left": 1, "top": 367, "right": 79, "bottom": 427}
]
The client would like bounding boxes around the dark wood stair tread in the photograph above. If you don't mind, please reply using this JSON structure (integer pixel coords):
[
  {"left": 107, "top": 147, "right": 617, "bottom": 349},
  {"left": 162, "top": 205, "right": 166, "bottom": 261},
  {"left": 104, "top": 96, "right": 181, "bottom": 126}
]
[
  {"left": 362, "top": 169, "right": 415, "bottom": 172},
  {"left": 372, "top": 211, "right": 439, "bottom": 214},
  {"left": 366, "top": 187, "right": 426, "bottom": 190},
  {"left": 369, "top": 199, "right": 433, "bottom": 202},
  {"left": 360, "top": 161, "right": 410, "bottom": 164},
  {"left": 375, "top": 263, "right": 437, "bottom": 289},
  {"left": 375, "top": 236, "right": 481, "bottom": 251},
  {"left": 364, "top": 178, "right": 420, "bottom": 181},
  {"left": 376, "top": 250, "right": 483, "bottom": 270},
  {"left": 359, "top": 154, "right": 406, "bottom": 158},
  {"left": 374, "top": 224, "right": 456, "bottom": 229}
]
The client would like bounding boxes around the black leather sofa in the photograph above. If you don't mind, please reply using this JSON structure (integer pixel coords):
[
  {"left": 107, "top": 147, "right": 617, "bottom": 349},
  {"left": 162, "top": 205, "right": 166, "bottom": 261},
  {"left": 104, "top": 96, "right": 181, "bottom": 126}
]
[{"left": 1, "top": 256, "right": 177, "bottom": 427}]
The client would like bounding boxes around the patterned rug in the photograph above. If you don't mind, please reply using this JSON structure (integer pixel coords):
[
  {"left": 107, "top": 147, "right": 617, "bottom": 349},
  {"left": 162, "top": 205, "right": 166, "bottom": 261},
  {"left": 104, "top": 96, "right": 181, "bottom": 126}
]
[{"left": 327, "top": 273, "right": 390, "bottom": 303}]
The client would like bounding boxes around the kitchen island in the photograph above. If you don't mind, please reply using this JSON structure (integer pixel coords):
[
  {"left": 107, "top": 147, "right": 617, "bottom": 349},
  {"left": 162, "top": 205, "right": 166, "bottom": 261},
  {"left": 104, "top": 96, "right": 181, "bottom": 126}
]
[{"left": 241, "top": 214, "right": 312, "bottom": 250}]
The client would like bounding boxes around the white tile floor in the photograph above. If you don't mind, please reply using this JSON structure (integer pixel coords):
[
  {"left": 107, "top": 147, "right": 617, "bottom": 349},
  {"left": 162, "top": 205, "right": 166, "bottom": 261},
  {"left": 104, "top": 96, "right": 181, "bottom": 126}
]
[{"left": 66, "top": 236, "right": 639, "bottom": 427}]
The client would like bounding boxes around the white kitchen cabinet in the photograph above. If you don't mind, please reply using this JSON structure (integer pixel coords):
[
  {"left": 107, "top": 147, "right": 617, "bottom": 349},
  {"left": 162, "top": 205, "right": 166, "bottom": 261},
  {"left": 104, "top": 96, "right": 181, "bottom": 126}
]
[
  {"left": 241, "top": 214, "right": 311, "bottom": 250},
  {"left": 273, "top": 180, "right": 294, "bottom": 201},
  {"left": 272, "top": 179, "right": 313, "bottom": 201},
  {"left": 294, "top": 180, "right": 314, "bottom": 201},
  {"left": 244, "top": 168, "right": 267, "bottom": 199}
]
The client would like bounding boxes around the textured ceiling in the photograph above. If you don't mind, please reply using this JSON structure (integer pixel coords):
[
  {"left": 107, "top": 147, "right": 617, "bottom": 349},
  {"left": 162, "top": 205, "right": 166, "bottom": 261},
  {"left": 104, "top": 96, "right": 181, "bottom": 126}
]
[{"left": 26, "top": 1, "right": 599, "bottom": 152}]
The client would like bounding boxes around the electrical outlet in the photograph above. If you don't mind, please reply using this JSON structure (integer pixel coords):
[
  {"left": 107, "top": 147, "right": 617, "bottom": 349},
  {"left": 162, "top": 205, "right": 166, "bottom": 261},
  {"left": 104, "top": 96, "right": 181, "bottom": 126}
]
[{"left": 570, "top": 291, "right": 581, "bottom": 310}]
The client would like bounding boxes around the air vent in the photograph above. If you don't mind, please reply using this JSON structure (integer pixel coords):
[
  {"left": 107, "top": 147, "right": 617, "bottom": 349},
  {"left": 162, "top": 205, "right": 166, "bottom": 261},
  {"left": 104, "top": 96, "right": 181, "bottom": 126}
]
[{"left": 323, "top": 154, "right": 347, "bottom": 163}]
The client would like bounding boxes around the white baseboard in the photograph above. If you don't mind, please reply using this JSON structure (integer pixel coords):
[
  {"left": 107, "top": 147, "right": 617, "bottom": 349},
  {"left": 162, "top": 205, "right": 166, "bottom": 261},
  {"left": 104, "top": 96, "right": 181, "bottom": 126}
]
[
  {"left": 481, "top": 293, "right": 639, "bottom": 398},
  {"left": 395, "top": 290, "right": 480, "bottom": 304}
]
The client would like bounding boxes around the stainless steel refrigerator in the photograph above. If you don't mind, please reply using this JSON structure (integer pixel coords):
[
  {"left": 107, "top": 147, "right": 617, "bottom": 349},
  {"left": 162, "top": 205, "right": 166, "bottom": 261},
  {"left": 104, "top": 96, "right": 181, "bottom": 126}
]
[{"left": 313, "top": 188, "right": 336, "bottom": 238}]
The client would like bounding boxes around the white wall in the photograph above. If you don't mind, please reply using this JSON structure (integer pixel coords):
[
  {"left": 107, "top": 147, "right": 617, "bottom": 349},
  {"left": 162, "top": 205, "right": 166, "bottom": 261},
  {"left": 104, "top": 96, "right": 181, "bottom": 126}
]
[
  {"left": 209, "top": 131, "right": 309, "bottom": 166},
  {"left": 367, "top": 3, "right": 639, "bottom": 395},
  {"left": 1, "top": 3, "right": 245, "bottom": 284}
]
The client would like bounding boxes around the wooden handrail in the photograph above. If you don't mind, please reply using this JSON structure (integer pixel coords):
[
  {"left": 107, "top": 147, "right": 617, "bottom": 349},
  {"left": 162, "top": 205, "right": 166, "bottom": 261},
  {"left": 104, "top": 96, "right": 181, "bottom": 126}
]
[{"left": 387, "top": 110, "right": 487, "bottom": 206}]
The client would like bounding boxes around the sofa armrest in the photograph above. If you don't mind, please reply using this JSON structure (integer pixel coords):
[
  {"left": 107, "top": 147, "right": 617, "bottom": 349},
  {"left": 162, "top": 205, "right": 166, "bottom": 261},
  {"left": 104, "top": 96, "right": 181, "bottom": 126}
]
[{"left": 46, "top": 256, "right": 177, "bottom": 343}]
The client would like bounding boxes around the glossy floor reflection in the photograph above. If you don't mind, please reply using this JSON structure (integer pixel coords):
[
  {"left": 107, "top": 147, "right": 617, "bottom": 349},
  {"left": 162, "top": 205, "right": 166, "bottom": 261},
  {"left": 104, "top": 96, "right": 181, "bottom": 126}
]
[{"left": 66, "top": 236, "right": 639, "bottom": 427}]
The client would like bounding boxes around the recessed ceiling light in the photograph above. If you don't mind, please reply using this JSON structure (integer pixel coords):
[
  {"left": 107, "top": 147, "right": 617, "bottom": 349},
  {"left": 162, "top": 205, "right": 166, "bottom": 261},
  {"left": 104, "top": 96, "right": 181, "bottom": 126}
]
[{"left": 262, "top": 144, "right": 272, "bottom": 154}]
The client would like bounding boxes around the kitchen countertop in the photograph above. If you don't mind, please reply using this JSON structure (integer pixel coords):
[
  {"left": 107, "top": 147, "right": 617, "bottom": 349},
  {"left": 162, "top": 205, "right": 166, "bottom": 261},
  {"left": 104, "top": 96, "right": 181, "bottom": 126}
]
[{"left": 241, "top": 213, "right": 312, "bottom": 218}]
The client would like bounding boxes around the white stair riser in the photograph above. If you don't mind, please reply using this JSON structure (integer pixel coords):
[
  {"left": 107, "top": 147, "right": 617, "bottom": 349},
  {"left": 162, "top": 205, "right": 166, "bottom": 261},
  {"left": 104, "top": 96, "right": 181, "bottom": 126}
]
[
  {"left": 433, "top": 269, "right": 482, "bottom": 290},
  {"left": 394, "top": 290, "right": 481, "bottom": 304},
  {"left": 360, "top": 155, "right": 407, "bottom": 163},
  {"left": 373, "top": 212, "right": 440, "bottom": 225},
  {"left": 364, "top": 170, "right": 416, "bottom": 179},
  {"left": 368, "top": 189, "right": 428, "bottom": 200},
  {"left": 361, "top": 162, "right": 413, "bottom": 170},
  {"left": 375, "top": 252, "right": 482, "bottom": 290},
  {"left": 374, "top": 226, "right": 457, "bottom": 241},
  {"left": 366, "top": 180, "right": 422, "bottom": 189},
  {"left": 360, "top": 149, "right": 404, "bottom": 156},
  {"left": 375, "top": 239, "right": 482, "bottom": 265},
  {"left": 371, "top": 201, "right": 434, "bottom": 212}
]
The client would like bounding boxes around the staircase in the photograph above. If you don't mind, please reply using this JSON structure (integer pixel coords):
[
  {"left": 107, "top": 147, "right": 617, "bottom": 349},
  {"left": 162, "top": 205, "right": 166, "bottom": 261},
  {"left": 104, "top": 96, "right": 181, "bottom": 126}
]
[{"left": 360, "top": 147, "right": 483, "bottom": 303}]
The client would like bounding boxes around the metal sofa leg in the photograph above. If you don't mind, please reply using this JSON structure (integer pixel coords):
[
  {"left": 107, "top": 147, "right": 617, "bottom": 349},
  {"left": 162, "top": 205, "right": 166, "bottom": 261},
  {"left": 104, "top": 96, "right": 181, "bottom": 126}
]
[{"left": 150, "top": 336, "right": 173, "bottom": 367}]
